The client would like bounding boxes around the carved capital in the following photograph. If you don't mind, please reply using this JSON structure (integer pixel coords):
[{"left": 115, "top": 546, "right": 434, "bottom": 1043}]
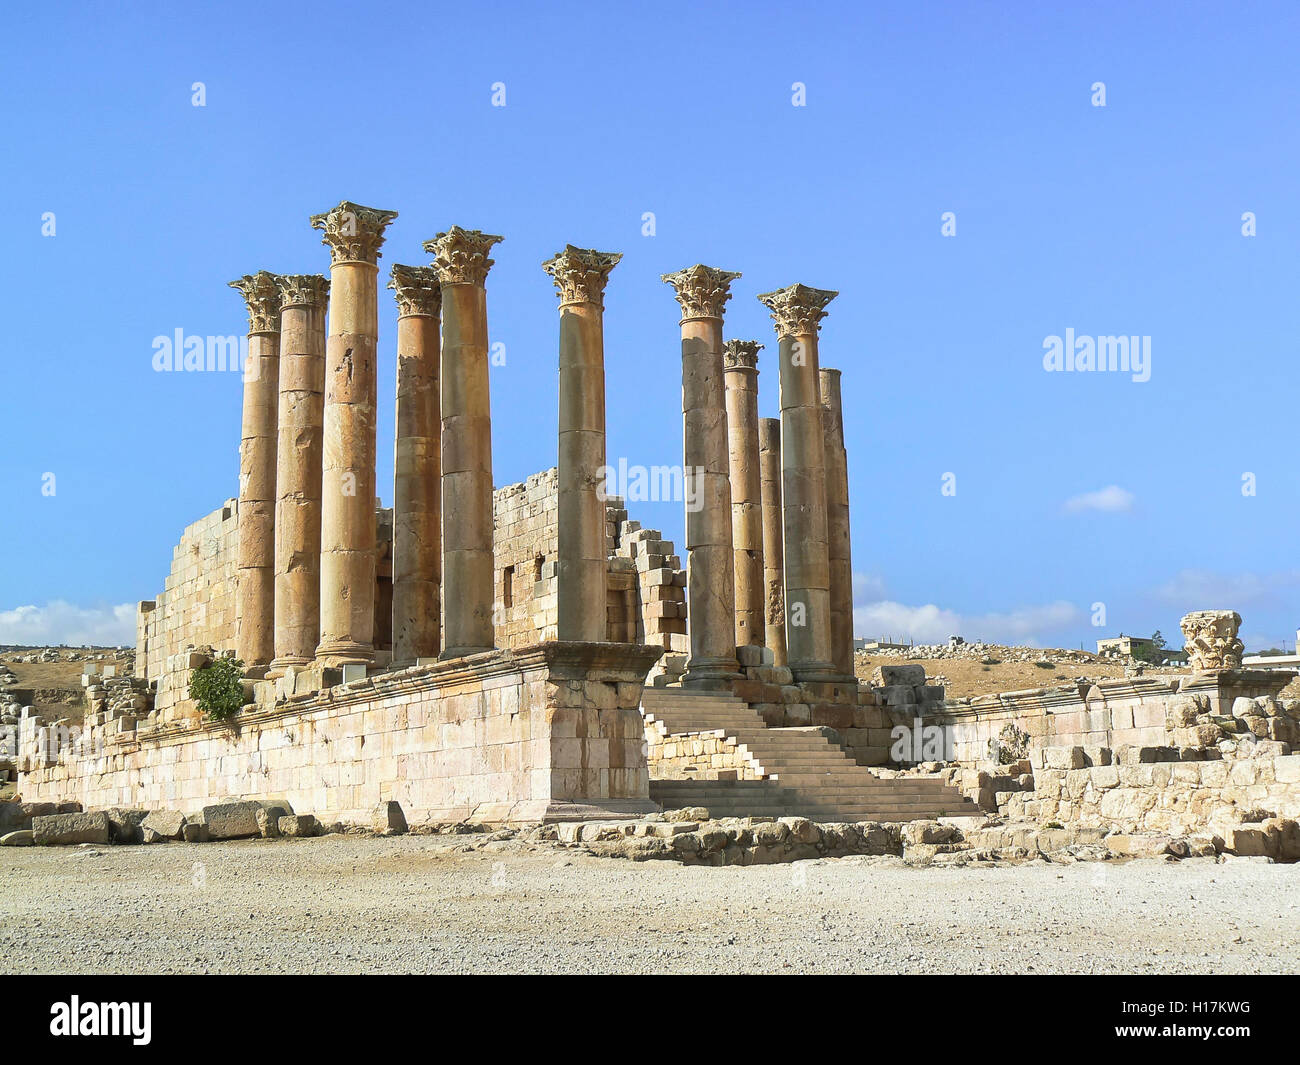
[
  {"left": 542, "top": 245, "right": 622, "bottom": 309},
  {"left": 309, "top": 201, "right": 399, "bottom": 265},
  {"left": 422, "top": 226, "right": 504, "bottom": 286},
  {"left": 661, "top": 264, "right": 742, "bottom": 321},
  {"left": 228, "top": 271, "right": 282, "bottom": 333},
  {"left": 757, "top": 283, "right": 838, "bottom": 338},
  {"left": 275, "top": 274, "right": 330, "bottom": 310},
  {"left": 388, "top": 264, "right": 442, "bottom": 317},
  {"left": 723, "top": 339, "right": 763, "bottom": 372},
  {"left": 1180, "top": 610, "right": 1245, "bottom": 671}
]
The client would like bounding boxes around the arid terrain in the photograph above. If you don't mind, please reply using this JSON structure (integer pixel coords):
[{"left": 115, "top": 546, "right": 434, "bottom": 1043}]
[{"left": 1, "top": 833, "right": 1296, "bottom": 974}]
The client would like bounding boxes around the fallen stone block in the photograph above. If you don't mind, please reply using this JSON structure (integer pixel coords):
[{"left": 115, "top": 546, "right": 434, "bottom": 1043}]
[
  {"left": 201, "top": 801, "right": 262, "bottom": 840},
  {"left": 104, "top": 808, "right": 148, "bottom": 845},
  {"left": 32, "top": 811, "right": 110, "bottom": 846},
  {"left": 372, "top": 800, "right": 407, "bottom": 836},
  {"left": 0, "top": 830, "right": 33, "bottom": 846},
  {"left": 256, "top": 808, "right": 282, "bottom": 839},
  {"left": 182, "top": 822, "right": 209, "bottom": 843},
  {"left": 1104, "top": 834, "right": 1174, "bottom": 859},
  {"left": 278, "top": 814, "right": 318, "bottom": 838},
  {"left": 141, "top": 809, "right": 186, "bottom": 841}
]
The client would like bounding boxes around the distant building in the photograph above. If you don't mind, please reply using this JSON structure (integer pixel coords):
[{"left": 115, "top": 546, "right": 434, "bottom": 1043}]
[{"left": 1096, "top": 634, "right": 1188, "bottom": 663}]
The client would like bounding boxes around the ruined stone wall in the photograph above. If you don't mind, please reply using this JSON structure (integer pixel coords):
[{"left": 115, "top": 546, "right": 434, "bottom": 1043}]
[
  {"left": 18, "top": 644, "right": 659, "bottom": 826},
  {"left": 138, "top": 468, "right": 687, "bottom": 686}
]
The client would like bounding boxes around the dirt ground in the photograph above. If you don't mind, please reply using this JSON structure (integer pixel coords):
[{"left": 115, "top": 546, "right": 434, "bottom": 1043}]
[{"left": 1, "top": 834, "right": 1295, "bottom": 974}]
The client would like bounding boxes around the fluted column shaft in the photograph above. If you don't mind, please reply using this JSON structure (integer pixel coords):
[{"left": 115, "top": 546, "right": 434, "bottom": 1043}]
[
  {"left": 311, "top": 201, "right": 398, "bottom": 667},
  {"left": 820, "top": 367, "right": 854, "bottom": 677},
  {"left": 724, "top": 340, "right": 765, "bottom": 648},
  {"left": 758, "top": 417, "right": 787, "bottom": 667},
  {"left": 546, "top": 246, "right": 621, "bottom": 642},
  {"left": 759, "top": 284, "right": 838, "bottom": 682},
  {"left": 663, "top": 265, "right": 742, "bottom": 687},
  {"left": 390, "top": 266, "right": 442, "bottom": 664},
  {"left": 229, "top": 272, "right": 281, "bottom": 673},
  {"left": 425, "top": 227, "right": 503, "bottom": 658},
  {"left": 269, "top": 275, "right": 328, "bottom": 675}
]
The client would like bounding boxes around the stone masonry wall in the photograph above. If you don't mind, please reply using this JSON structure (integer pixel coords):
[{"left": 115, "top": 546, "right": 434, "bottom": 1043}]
[{"left": 18, "top": 643, "right": 661, "bottom": 826}]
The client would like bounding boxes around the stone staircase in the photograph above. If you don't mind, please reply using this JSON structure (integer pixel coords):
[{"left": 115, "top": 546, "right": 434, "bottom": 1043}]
[{"left": 643, "top": 687, "right": 981, "bottom": 822}]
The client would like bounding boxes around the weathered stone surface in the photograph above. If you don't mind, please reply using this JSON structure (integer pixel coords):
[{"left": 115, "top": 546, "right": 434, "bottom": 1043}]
[
  {"left": 372, "top": 800, "right": 407, "bottom": 835},
  {"left": 1180, "top": 610, "right": 1244, "bottom": 671},
  {"left": 182, "top": 821, "right": 209, "bottom": 843},
  {"left": 32, "top": 811, "right": 110, "bottom": 846},
  {"left": 104, "top": 808, "right": 148, "bottom": 844},
  {"left": 256, "top": 807, "right": 282, "bottom": 838},
  {"left": 0, "top": 830, "right": 34, "bottom": 846},
  {"left": 278, "top": 814, "right": 319, "bottom": 838},
  {"left": 872, "top": 664, "right": 926, "bottom": 688},
  {"left": 202, "top": 801, "right": 262, "bottom": 840},
  {"left": 141, "top": 809, "right": 187, "bottom": 841}
]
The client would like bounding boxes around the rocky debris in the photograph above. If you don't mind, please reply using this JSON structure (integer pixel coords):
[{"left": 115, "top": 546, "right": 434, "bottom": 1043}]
[
  {"left": 32, "top": 811, "right": 111, "bottom": 846},
  {"left": 372, "top": 800, "right": 408, "bottom": 836},
  {"left": 278, "top": 814, "right": 320, "bottom": 838},
  {"left": 104, "top": 808, "right": 149, "bottom": 844},
  {"left": 0, "top": 829, "right": 33, "bottom": 846},
  {"left": 141, "top": 809, "right": 186, "bottom": 841}
]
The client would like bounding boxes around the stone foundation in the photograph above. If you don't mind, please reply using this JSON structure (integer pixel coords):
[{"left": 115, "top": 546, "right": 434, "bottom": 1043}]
[{"left": 18, "top": 642, "right": 661, "bottom": 827}]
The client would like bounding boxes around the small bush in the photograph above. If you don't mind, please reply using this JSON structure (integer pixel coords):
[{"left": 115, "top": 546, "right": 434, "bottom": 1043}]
[
  {"left": 1034, "top": 660, "right": 1054, "bottom": 669},
  {"left": 190, "top": 655, "right": 246, "bottom": 721},
  {"left": 1044, "top": 821, "right": 1064, "bottom": 830},
  {"left": 988, "top": 723, "right": 1030, "bottom": 765},
  {"left": 980, "top": 657, "right": 1001, "bottom": 666}
]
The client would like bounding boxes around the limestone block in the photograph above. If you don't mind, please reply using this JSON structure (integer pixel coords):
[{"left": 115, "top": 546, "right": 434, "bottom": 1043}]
[
  {"left": 871, "top": 664, "right": 925, "bottom": 687},
  {"left": 32, "top": 811, "right": 110, "bottom": 845},
  {"left": 202, "top": 801, "right": 262, "bottom": 840},
  {"left": 372, "top": 800, "right": 407, "bottom": 835}
]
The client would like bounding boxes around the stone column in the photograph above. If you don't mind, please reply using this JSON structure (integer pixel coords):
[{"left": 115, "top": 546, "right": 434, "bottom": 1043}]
[
  {"left": 723, "top": 340, "right": 765, "bottom": 648},
  {"left": 757, "top": 284, "right": 838, "bottom": 683},
  {"left": 228, "top": 271, "right": 282, "bottom": 674},
  {"left": 389, "top": 265, "right": 443, "bottom": 665},
  {"left": 423, "top": 227, "right": 503, "bottom": 659},
  {"left": 820, "top": 367, "right": 854, "bottom": 677},
  {"left": 544, "top": 245, "right": 622, "bottom": 643},
  {"left": 309, "top": 201, "right": 398, "bottom": 667},
  {"left": 758, "top": 417, "right": 787, "bottom": 667},
  {"left": 662, "top": 265, "right": 742, "bottom": 687},
  {"left": 268, "top": 274, "right": 329, "bottom": 677}
]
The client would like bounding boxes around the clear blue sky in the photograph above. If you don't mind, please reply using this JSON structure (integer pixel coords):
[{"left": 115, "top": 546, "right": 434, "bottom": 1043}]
[{"left": 2, "top": 1, "right": 1298, "bottom": 651}]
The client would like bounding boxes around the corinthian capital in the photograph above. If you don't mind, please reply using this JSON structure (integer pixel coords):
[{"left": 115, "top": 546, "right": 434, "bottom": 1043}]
[
  {"left": 542, "top": 245, "right": 622, "bottom": 309},
  {"left": 723, "top": 339, "right": 763, "bottom": 372},
  {"left": 422, "top": 226, "right": 504, "bottom": 286},
  {"left": 228, "top": 271, "right": 282, "bottom": 333},
  {"left": 275, "top": 274, "right": 330, "bottom": 310},
  {"left": 1180, "top": 610, "right": 1245, "bottom": 672},
  {"left": 757, "top": 283, "right": 838, "bottom": 337},
  {"left": 388, "top": 264, "right": 442, "bottom": 317},
  {"left": 309, "top": 201, "right": 399, "bottom": 265},
  {"left": 661, "top": 264, "right": 742, "bottom": 321}
]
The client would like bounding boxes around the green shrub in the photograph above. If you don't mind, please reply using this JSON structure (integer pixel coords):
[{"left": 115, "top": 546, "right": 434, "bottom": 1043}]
[
  {"left": 1034, "top": 660, "right": 1054, "bottom": 669},
  {"left": 190, "top": 655, "right": 246, "bottom": 721}
]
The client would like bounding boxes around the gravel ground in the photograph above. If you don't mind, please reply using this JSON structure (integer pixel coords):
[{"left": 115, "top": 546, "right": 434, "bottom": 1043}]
[{"left": 2, "top": 835, "right": 1297, "bottom": 974}]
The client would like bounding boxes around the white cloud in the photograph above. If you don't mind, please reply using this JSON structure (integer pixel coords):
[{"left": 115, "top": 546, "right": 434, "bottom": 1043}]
[
  {"left": 1151, "top": 568, "right": 1300, "bottom": 611},
  {"left": 851, "top": 572, "right": 1081, "bottom": 646},
  {"left": 1062, "top": 485, "right": 1134, "bottom": 514},
  {"left": 0, "top": 601, "right": 136, "bottom": 647}
]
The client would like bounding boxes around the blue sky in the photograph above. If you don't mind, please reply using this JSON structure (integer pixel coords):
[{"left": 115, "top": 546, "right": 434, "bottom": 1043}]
[{"left": 2, "top": 1, "right": 1298, "bottom": 651}]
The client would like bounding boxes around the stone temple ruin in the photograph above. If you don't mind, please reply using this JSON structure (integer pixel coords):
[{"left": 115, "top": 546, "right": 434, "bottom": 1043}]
[{"left": 12, "top": 200, "right": 1300, "bottom": 862}]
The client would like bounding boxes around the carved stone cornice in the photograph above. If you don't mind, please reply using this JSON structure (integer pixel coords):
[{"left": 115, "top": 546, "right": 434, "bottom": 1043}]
[
  {"left": 661, "top": 264, "right": 742, "bottom": 321},
  {"left": 1181, "top": 610, "right": 1245, "bottom": 671},
  {"left": 228, "top": 271, "right": 282, "bottom": 333},
  {"left": 757, "top": 283, "right": 838, "bottom": 338},
  {"left": 275, "top": 274, "right": 330, "bottom": 310},
  {"left": 541, "top": 245, "right": 622, "bottom": 309},
  {"left": 309, "top": 201, "right": 399, "bottom": 265},
  {"left": 422, "top": 226, "right": 504, "bottom": 286},
  {"left": 723, "top": 339, "right": 763, "bottom": 372},
  {"left": 388, "top": 264, "right": 442, "bottom": 317}
]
